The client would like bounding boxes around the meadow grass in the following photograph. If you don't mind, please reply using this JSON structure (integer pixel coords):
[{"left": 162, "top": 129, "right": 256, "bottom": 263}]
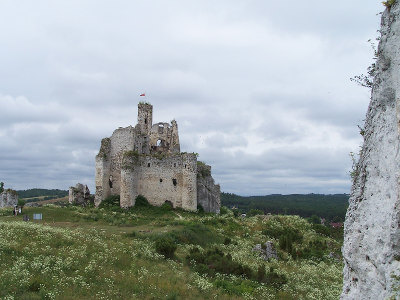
[{"left": 0, "top": 205, "right": 343, "bottom": 299}]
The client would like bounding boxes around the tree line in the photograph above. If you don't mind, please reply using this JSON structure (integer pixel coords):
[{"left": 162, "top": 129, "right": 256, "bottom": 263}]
[
  {"left": 17, "top": 189, "right": 68, "bottom": 199},
  {"left": 221, "top": 193, "right": 349, "bottom": 222}
]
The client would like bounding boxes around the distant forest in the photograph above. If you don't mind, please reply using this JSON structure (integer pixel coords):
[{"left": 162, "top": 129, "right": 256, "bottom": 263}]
[
  {"left": 17, "top": 189, "right": 68, "bottom": 202},
  {"left": 221, "top": 193, "right": 349, "bottom": 222}
]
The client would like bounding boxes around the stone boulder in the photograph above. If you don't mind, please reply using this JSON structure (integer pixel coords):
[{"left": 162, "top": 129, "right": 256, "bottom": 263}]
[
  {"left": 69, "top": 183, "right": 92, "bottom": 206},
  {"left": 253, "top": 241, "right": 278, "bottom": 261},
  {"left": 0, "top": 189, "right": 18, "bottom": 208}
]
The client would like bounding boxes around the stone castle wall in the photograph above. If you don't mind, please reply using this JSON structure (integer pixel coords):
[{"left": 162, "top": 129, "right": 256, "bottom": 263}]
[
  {"left": 95, "top": 126, "right": 137, "bottom": 206},
  {"left": 121, "top": 153, "right": 197, "bottom": 211},
  {"left": 149, "top": 121, "right": 180, "bottom": 154}
]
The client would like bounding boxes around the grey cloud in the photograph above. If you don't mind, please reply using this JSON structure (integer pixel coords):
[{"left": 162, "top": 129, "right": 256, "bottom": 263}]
[{"left": 0, "top": 1, "right": 382, "bottom": 195}]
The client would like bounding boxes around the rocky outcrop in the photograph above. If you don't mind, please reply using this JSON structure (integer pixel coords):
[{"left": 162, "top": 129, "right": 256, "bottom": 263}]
[
  {"left": 0, "top": 189, "right": 18, "bottom": 208},
  {"left": 69, "top": 183, "right": 92, "bottom": 206},
  {"left": 342, "top": 3, "right": 400, "bottom": 299},
  {"left": 253, "top": 241, "right": 278, "bottom": 261},
  {"left": 197, "top": 162, "right": 220, "bottom": 214}
]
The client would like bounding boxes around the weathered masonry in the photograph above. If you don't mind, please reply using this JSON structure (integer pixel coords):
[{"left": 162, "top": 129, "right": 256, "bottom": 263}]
[
  {"left": 95, "top": 102, "right": 220, "bottom": 213},
  {"left": 0, "top": 189, "right": 18, "bottom": 208}
]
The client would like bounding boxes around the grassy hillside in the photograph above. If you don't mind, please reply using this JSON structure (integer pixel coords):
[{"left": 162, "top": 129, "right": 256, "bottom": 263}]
[
  {"left": 221, "top": 193, "right": 349, "bottom": 222},
  {"left": 0, "top": 204, "right": 343, "bottom": 299}
]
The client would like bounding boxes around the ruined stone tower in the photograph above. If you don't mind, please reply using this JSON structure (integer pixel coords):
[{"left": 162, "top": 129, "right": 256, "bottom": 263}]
[
  {"left": 342, "top": 3, "right": 400, "bottom": 298},
  {"left": 95, "top": 102, "right": 220, "bottom": 213},
  {"left": 137, "top": 102, "right": 153, "bottom": 135}
]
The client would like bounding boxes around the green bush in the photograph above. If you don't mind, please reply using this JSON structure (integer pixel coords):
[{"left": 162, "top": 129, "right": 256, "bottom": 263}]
[
  {"left": 186, "top": 247, "right": 253, "bottom": 279},
  {"left": 155, "top": 237, "right": 177, "bottom": 259},
  {"left": 223, "top": 237, "right": 232, "bottom": 245},
  {"left": 135, "top": 195, "right": 150, "bottom": 207},
  {"left": 28, "top": 277, "right": 43, "bottom": 292},
  {"left": 214, "top": 279, "right": 257, "bottom": 295},
  {"left": 263, "top": 226, "right": 303, "bottom": 243},
  {"left": 161, "top": 201, "right": 173, "bottom": 211},
  {"left": 18, "top": 199, "right": 26, "bottom": 207},
  {"left": 383, "top": 0, "right": 396, "bottom": 8},
  {"left": 167, "top": 223, "right": 222, "bottom": 246},
  {"left": 264, "top": 266, "right": 288, "bottom": 287},
  {"left": 312, "top": 224, "right": 331, "bottom": 236},
  {"left": 187, "top": 247, "right": 287, "bottom": 287},
  {"left": 298, "top": 239, "right": 328, "bottom": 259},
  {"left": 232, "top": 209, "right": 241, "bottom": 217},
  {"left": 308, "top": 214, "right": 321, "bottom": 224},
  {"left": 219, "top": 206, "right": 230, "bottom": 215},
  {"left": 99, "top": 195, "right": 120, "bottom": 208}
]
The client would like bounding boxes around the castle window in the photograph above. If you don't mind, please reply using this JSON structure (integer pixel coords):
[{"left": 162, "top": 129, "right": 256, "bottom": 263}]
[
  {"left": 145, "top": 118, "right": 147, "bottom": 124},
  {"left": 174, "top": 163, "right": 176, "bottom": 167},
  {"left": 185, "top": 164, "right": 187, "bottom": 168},
  {"left": 156, "top": 139, "right": 162, "bottom": 147},
  {"left": 172, "top": 179, "right": 177, "bottom": 186},
  {"left": 160, "top": 179, "right": 163, "bottom": 183},
  {"left": 147, "top": 163, "right": 150, "bottom": 167}
]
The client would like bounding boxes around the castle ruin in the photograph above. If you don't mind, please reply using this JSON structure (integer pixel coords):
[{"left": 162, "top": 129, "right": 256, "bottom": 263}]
[{"left": 95, "top": 102, "right": 220, "bottom": 213}]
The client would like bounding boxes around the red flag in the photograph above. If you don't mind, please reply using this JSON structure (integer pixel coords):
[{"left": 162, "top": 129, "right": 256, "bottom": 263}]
[{"left": 140, "top": 93, "right": 145, "bottom": 97}]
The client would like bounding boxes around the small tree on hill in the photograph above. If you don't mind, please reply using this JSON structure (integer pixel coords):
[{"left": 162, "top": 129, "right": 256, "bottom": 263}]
[
  {"left": 0, "top": 182, "right": 4, "bottom": 194},
  {"left": 18, "top": 199, "right": 26, "bottom": 208}
]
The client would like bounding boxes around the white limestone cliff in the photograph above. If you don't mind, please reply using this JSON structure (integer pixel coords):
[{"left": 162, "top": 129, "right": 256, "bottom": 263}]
[{"left": 342, "top": 3, "right": 400, "bottom": 299}]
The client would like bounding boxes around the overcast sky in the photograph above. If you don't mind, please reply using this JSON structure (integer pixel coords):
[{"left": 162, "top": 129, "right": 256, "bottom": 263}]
[{"left": 0, "top": 1, "right": 383, "bottom": 195}]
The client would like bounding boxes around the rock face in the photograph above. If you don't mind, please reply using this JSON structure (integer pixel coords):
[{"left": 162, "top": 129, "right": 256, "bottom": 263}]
[
  {"left": 197, "top": 162, "right": 221, "bottom": 213},
  {"left": 0, "top": 189, "right": 18, "bottom": 208},
  {"left": 253, "top": 241, "right": 278, "bottom": 261},
  {"left": 69, "top": 183, "right": 92, "bottom": 206},
  {"left": 342, "top": 4, "right": 400, "bottom": 299}
]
